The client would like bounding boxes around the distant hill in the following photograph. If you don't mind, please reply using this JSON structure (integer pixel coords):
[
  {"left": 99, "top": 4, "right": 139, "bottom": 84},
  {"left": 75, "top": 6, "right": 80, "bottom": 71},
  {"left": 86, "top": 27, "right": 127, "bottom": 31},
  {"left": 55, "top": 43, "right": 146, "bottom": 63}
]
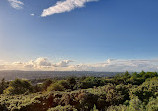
[{"left": 0, "top": 70, "right": 120, "bottom": 80}]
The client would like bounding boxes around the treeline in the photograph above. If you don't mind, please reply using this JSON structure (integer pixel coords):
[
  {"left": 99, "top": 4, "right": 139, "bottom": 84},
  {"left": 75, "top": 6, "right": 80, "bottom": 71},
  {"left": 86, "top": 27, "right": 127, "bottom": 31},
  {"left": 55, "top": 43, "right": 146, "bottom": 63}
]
[{"left": 0, "top": 71, "right": 158, "bottom": 111}]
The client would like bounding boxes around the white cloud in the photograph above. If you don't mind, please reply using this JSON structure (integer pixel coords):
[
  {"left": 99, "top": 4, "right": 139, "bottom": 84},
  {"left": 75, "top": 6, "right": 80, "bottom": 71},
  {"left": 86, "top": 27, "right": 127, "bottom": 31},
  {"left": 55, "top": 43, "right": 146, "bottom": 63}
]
[
  {"left": 0, "top": 58, "right": 52, "bottom": 71},
  {"left": 12, "top": 62, "right": 23, "bottom": 65},
  {"left": 24, "top": 60, "right": 34, "bottom": 69},
  {"left": 34, "top": 58, "right": 52, "bottom": 67},
  {"left": 0, "top": 57, "right": 158, "bottom": 72},
  {"left": 30, "top": 13, "right": 35, "bottom": 16},
  {"left": 41, "top": 0, "right": 99, "bottom": 17},
  {"left": 8, "top": 0, "right": 24, "bottom": 9},
  {"left": 54, "top": 60, "right": 73, "bottom": 67},
  {"left": 71, "top": 59, "right": 158, "bottom": 72}
]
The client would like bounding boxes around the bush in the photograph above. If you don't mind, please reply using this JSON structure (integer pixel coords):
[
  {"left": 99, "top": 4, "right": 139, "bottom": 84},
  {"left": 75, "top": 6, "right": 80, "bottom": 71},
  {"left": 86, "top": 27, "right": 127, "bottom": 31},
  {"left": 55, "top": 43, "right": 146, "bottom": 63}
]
[
  {"left": 146, "top": 97, "right": 158, "bottom": 111},
  {"left": 127, "top": 97, "right": 144, "bottom": 111},
  {"left": 107, "top": 105, "right": 127, "bottom": 111},
  {"left": 47, "top": 82, "right": 64, "bottom": 91},
  {"left": 1, "top": 71, "right": 158, "bottom": 111},
  {"left": 3, "top": 79, "right": 32, "bottom": 95},
  {"left": 47, "top": 105, "right": 77, "bottom": 111},
  {"left": 0, "top": 78, "right": 8, "bottom": 94},
  {"left": 130, "top": 77, "right": 158, "bottom": 103},
  {"left": 79, "top": 77, "right": 103, "bottom": 89},
  {"left": 42, "top": 79, "right": 53, "bottom": 91},
  {"left": 67, "top": 77, "right": 77, "bottom": 90}
]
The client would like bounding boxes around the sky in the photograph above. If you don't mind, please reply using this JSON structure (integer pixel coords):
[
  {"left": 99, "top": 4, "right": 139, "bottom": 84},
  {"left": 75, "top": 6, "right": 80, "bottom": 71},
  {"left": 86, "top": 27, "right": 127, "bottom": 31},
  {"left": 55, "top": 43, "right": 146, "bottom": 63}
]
[{"left": 0, "top": 0, "right": 158, "bottom": 71}]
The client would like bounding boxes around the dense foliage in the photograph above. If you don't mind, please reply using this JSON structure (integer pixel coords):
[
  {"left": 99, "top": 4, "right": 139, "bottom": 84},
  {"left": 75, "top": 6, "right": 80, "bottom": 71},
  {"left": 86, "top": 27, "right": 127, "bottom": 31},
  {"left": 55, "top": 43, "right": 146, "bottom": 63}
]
[{"left": 0, "top": 71, "right": 158, "bottom": 111}]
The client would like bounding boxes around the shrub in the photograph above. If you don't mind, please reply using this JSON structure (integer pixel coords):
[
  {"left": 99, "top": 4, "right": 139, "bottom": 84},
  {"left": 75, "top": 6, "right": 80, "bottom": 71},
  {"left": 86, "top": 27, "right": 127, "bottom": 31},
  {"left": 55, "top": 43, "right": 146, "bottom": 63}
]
[
  {"left": 47, "top": 105, "right": 77, "bottom": 111},
  {"left": 79, "top": 77, "right": 103, "bottom": 89},
  {"left": 127, "top": 97, "right": 144, "bottom": 111},
  {"left": 130, "top": 77, "right": 158, "bottom": 103},
  {"left": 3, "top": 79, "right": 32, "bottom": 95},
  {"left": 47, "top": 82, "right": 64, "bottom": 91},
  {"left": 146, "top": 97, "right": 158, "bottom": 111},
  {"left": 42, "top": 79, "right": 53, "bottom": 91},
  {"left": 107, "top": 105, "right": 127, "bottom": 111},
  {"left": 0, "top": 78, "right": 8, "bottom": 94}
]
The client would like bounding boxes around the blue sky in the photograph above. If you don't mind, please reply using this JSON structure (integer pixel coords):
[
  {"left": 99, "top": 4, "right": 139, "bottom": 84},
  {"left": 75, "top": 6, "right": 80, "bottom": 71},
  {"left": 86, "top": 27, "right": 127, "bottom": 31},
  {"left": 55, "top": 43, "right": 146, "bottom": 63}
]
[{"left": 0, "top": 0, "right": 158, "bottom": 71}]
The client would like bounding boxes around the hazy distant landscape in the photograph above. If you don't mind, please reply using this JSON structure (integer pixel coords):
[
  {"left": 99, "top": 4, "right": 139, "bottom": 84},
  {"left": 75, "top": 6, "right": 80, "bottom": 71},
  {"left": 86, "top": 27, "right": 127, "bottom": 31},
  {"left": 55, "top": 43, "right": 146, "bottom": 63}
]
[{"left": 0, "top": 70, "right": 119, "bottom": 80}]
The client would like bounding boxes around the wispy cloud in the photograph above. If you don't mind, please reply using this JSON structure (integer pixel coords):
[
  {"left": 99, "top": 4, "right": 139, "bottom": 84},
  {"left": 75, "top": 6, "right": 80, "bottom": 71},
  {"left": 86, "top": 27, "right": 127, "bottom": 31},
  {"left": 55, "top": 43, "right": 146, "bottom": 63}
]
[
  {"left": 30, "top": 13, "right": 35, "bottom": 16},
  {"left": 8, "top": 0, "right": 24, "bottom": 9},
  {"left": 41, "top": 0, "right": 99, "bottom": 17}
]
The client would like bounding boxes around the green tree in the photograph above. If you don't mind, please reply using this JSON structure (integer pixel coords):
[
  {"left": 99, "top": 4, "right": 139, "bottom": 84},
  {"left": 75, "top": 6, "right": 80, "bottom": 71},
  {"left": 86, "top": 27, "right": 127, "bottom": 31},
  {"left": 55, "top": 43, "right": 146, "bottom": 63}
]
[
  {"left": 79, "top": 77, "right": 102, "bottom": 89},
  {"left": 67, "top": 77, "right": 76, "bottom": 90},
  {"left": 146, "top": 97, "right": 158, "bottom": 111},
  {"left": 128, "top": 97, "right": 144, "bottom": 111},
  {"left": 130, "top": 77, "right": 158, "bottom": 103},
  {"left": 0, "top": 78, "right": 8, "bottom": 94},
  {"left": 4, "top": 79, "right": 32, "bottom": 95},
  {"left": 47, "top": 82, "right": 64, "bottom": 91},
  {"left": 139, "top": 70, "right": 146, "bottom": 77},
  {"left": 130, "top": 72, "right": 143, "bottom": 85},
  {"left": 42, "top": 79, "right": 53, "bottom": 91}
]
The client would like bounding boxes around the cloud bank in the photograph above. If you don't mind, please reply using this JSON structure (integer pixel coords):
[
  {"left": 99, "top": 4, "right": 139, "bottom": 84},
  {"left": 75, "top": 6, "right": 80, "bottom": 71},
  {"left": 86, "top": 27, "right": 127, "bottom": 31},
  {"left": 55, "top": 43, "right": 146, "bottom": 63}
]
[
  {"left": 41, "top": 0, "right": 98, "bottom": 17},
  {"left": 8, "top": 0, "right": 24, "bottom": 9},
  {"left": 71, "top": 59, "right": 158, "bottom": 72},
  {"left": 1, "top": 57, "right": 158, "bottom": 72},
  {"left": 1, "top": 57, "right": 74, "bottom": 71}
]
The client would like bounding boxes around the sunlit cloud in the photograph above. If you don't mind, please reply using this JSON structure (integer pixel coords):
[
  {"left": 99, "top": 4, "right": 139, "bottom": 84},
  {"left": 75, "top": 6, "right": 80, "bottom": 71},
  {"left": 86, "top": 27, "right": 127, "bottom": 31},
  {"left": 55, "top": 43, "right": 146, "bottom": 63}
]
[
  {"left": 8, "top": 0, "right": 24, "bottom": 9},
  {"left": 54, "top": 60, "right": 73, "bottom": 67},
  {"left": 41, "top": 0, "right": 99, "bottom": 17},
  {"left": 34, "top": 57, "right": 51, "bottom": 67},
  {"left": 66, "top": 59, "right": 158, "bottom": 72},
  {"left": 0, "top": 57, "right": 158, "bottom": 72}
]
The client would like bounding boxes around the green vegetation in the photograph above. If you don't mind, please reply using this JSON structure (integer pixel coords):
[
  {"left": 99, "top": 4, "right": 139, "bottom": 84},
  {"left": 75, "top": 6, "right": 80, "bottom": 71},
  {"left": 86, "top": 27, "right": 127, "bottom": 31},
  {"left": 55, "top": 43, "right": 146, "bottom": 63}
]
[
  {"left": 0, "top": 71, "right": 158, "bottom": 111},
  {"left": 3, "top": 79, "right": 33, "bottom": 95}
]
